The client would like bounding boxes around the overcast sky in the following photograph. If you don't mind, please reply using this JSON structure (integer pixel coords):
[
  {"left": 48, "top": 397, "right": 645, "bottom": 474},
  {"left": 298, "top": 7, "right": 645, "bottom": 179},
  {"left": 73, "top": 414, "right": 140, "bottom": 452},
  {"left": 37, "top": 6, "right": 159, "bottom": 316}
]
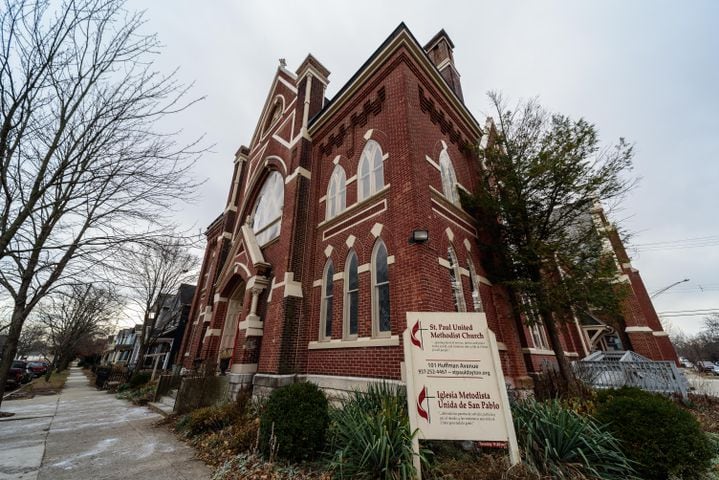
[{"left": 125, "top": 0, "right": 719, "bottom": 336}]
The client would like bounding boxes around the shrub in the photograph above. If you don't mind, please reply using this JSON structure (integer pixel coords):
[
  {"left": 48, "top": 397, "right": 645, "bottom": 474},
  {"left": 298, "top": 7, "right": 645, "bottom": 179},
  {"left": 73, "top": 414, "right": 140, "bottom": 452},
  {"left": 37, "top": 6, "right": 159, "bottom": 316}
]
[
  {"left": 116, "top": 381, "right": 157, "bottom": 405},
  {"left": 259, "top": 382, "right": 329, "bottom": 462},
  {"left": 594, "top": 387, "right": 713, "bottom": 479},
  {"left": 512, "top": 399, "right": 635, "bottom": 480},
  {"left": 128, "top": 372, "right": 151, "bottom": 388},
  {"left": 178, "top": 401, "right": 245, "bottom": 438},
  {"left": 706, "top": 433, "right": 719, "bottom": 480},
  {"left": 328, "top": 382, "right": 424, "bottom": 479}
]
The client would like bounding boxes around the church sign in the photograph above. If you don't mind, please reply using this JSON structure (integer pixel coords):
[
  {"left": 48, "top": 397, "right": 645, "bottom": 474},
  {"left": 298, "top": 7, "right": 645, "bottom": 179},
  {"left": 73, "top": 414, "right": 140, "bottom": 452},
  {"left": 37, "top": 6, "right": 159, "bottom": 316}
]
[{"left": 403, "top": 312, "right": 519, "bottom": 475}]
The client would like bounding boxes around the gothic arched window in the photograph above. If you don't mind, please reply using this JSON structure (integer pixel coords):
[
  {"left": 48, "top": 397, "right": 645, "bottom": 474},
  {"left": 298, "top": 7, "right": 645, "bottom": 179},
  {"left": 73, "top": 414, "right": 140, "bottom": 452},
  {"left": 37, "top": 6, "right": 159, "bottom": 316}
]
[
  {"left": 326, "top": 165, "right": 347, "bottom": 220},
  {"left": 251, "top": 171, "right": 284, "bottom": 245},
  {"left": 372, "top": 239, "right": 391, "bottom": 336},
  {"left": 357, "top": 140, "right": 385, "bottom": 201},
  {"left": 344, "top": 251, "right": 359, "bottom": 338},
  {"left": 439, "top": 149, "right": 459, "bottom": 205},
  {"left": 447, "top": 246, "right": 466, "bottom": 312},
  {"left": 467, "top": 258, "right": 484, "bottom": 312},
  {"left": 320, "top": 260, "right": 334, "bottom": 340}
]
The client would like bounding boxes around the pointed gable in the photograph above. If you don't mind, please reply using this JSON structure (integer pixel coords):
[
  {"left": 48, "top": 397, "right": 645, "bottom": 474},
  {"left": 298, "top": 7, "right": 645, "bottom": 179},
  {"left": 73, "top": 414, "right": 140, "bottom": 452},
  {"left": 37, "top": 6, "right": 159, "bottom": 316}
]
[{"left": 248, "top": 65, "right": 299, "bottom": 153}]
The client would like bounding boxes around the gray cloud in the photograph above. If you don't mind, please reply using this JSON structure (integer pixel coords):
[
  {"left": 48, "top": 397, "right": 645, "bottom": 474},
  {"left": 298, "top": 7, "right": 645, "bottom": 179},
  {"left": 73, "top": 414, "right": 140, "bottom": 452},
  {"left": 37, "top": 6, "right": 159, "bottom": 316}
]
[{"left": 124, "top": 0, "right": 719, "bottom": 335}]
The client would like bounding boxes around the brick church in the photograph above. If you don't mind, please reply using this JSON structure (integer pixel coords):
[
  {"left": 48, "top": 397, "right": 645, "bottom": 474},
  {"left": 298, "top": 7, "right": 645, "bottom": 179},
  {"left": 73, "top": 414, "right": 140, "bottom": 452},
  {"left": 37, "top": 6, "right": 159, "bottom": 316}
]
[{"left": 177, "top": 24, "right": 677, "bottom": 396}]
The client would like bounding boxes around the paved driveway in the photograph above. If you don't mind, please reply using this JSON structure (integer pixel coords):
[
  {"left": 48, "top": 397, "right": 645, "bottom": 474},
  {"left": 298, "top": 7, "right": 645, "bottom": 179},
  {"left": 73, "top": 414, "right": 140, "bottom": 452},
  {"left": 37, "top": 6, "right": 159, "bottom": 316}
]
[{"left": 0, "top": 367, "right": 211, "bottom": 480}]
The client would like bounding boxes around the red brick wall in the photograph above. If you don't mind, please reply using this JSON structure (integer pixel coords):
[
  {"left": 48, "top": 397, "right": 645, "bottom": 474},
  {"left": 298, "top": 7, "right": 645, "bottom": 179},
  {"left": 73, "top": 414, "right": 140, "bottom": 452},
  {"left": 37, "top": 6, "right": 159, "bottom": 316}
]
[
  {"left": 303, "top": 48, "right": 534, "bottom": 383},
  {"left": 181, "top": 32, "right": 678, "bottom": 388}
]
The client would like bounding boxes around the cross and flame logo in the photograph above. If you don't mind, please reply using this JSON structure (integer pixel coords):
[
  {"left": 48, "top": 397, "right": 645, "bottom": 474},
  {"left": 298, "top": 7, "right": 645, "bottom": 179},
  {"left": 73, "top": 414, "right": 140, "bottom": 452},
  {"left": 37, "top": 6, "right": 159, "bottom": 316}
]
[
  {"left": 417, "top": 385, "right": 435, "bottom": 423},
  {"left": 410, "top": 320, "right": 427, "bottom": 350}
]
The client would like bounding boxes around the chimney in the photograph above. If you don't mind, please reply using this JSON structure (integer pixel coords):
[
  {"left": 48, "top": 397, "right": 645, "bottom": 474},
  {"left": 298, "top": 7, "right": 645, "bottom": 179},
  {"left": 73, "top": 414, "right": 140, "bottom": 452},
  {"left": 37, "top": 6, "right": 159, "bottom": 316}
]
[{"left": 424, "top": 29, "right": 463, "bottom": 102}]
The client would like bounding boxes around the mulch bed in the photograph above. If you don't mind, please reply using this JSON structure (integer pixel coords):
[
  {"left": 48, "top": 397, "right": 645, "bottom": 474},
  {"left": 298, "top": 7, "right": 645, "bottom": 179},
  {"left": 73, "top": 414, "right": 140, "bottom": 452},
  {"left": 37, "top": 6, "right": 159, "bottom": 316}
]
[{"left": 684, "top": 393, "right": 719, "bottom": 433}]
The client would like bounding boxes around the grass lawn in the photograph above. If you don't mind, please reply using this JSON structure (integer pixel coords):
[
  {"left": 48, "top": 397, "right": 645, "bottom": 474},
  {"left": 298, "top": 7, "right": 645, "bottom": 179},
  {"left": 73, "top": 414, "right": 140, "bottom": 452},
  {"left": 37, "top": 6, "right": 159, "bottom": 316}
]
[{"left": 29, "top": 370, "right": 70, "bottom": 394}]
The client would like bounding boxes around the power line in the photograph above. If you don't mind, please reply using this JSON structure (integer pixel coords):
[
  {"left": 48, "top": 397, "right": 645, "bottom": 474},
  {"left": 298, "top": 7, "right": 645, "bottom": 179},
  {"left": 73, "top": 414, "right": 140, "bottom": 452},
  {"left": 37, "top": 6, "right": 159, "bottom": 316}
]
[
  {"left": 631, "top": 234, "right": 719, "bottom": 252},
  {"left": 633, "top": 235, "right": 719, "bottom": 248},
  {"left": 659, "top": 312, "right": 719, "bottom": 318},
  {"left": 635, "top": 243, "right": 719, "bottom": 252},
  {"left": 657, "top": 308, "right": 719, "bottom": 318},
  {"left": 657, "top": 308, "right": 719, "bottom": 314}
]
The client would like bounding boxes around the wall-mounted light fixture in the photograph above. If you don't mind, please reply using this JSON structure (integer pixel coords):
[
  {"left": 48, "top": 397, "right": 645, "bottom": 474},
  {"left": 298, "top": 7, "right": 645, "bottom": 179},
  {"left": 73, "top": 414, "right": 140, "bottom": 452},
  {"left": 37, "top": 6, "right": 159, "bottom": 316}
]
[{"left": 409, "top": 229, "right": 429, "bottom": 245}]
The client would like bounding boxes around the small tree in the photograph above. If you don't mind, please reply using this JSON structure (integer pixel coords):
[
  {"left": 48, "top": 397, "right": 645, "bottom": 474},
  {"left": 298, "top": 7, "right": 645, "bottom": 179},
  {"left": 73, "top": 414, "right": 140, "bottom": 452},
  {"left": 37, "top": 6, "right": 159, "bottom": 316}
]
[
  {"left": 672, "top": 314, "right": 719, "bottom": 363},
  {"left": 15, "top": 322, "right": 49, "bottom": 359},
  {"left": 469, "top": 93, "right": 634, "bottom": 387},
  {"left": 120, "top": 238, "right": 198, "bottom": 372},
  {"left": 37, "top": 284, "right": 119, "bottom": 372}
]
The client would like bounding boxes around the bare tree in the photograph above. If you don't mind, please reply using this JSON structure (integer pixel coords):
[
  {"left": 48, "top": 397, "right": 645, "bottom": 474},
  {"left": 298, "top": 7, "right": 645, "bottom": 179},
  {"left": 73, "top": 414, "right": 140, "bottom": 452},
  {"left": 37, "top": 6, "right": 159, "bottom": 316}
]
[
  {"left": 119, "top": 238, "right": 198, "bottom": 372},
  {"left": 0, "top": 0, "right": 203, "bottom": 406},
  {"left": 37, "top": 283, "right": 119, "bottom": 371},
  {"left": 673, "top": 315, "right": 719, "bottom": 364},
  {"left": 15, "top": 322, "right": 49, "bottom": 359}
]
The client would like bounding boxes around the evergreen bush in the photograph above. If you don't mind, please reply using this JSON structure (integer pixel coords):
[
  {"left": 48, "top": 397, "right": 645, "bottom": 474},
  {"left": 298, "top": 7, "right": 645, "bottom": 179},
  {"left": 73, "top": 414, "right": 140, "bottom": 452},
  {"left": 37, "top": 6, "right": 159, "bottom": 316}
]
[
  {"left": 328, "top": 382, "right": 424, "bottom": 479},
  {"left": 512, "top": 398, "right": 635, "bottom": 480},
  {"left": 128, "top": 372, "right": 151, "bottom": 388},
  {"left": 594, "top": 387, "right": 713, "bottom": 479},
  {"left": 259, "top": 381, "right": 329, "bottom": 462}
]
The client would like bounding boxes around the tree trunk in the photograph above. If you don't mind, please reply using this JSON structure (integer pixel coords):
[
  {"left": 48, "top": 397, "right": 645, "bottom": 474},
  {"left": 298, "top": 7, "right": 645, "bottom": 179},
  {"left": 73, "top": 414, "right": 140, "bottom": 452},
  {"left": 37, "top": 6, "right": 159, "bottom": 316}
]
[
  {"left": 57, "top": 355, "right": 71, "bottom": 372},
  {"left": 44, "top": 357, "right": 58, "bottom": 382},
  {"left": 0, "top": 305, "right": 28, "bottom": 409},
  {"left": 539, "top": 305, "right": 578, "bottom": 393},
  {"left": 134, "top": 341, "right": 149, "bottom": 373},
  {"left": 531, "top": 266, "right": 578, "bottom": 394}
]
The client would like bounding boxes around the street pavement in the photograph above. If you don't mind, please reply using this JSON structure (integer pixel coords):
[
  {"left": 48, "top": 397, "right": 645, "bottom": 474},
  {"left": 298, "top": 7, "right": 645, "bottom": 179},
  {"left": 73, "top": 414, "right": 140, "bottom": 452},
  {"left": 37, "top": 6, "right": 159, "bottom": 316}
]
[
  {"left": 685, "top": 370, "right": 719, "bottom": 397},
  {"left": 0, "top": 367, "right": 211, "bottom": 480}
]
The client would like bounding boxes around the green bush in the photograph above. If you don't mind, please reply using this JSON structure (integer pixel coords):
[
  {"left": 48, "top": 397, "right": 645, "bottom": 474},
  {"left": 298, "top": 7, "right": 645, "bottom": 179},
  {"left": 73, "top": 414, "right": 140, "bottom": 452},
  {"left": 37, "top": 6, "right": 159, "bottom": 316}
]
[
  {"left": 116, "top": 383, "right": 131, "bottom": 393},
  {"left": 128, "top": 372, "right": 151, "bottom": 388},
  {"left": 259, "top": 381, "right": 329, "bottom": 462},
  {"left": 512, "top": 399, "right": 635, "bottom": 480},
  {"left": 177, "top": 401, "right": 245, "bottom": 438},
  {"left": 594, "top": 387, "right": 713, "bottom": 479},
  {"left": 328, "top": 382, "right": 423, "bottom": 480},
  {"left": 116, "top": 382, "right": 156, "bottom": 405},
  {"left": 706, "top": 433, "right": 719, "bottom": 480}
]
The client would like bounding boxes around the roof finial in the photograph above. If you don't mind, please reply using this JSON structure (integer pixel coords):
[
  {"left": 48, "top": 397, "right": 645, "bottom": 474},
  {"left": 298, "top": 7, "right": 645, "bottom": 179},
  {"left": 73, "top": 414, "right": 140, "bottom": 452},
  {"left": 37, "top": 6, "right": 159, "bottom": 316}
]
[{"left": 279, "top": 58, "right": 287, "bottom": 67}]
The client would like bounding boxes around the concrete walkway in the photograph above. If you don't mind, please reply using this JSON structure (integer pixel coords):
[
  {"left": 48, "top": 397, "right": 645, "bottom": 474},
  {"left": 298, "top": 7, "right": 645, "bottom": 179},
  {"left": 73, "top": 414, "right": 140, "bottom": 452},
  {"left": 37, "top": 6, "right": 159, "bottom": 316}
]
[{"left": 0, "top": 367, "right": 211, "bottom": 480}]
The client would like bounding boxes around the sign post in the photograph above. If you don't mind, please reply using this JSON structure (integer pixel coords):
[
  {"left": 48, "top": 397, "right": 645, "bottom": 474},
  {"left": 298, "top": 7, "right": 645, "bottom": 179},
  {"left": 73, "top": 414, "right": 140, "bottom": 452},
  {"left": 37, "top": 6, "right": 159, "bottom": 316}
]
[{"left": 403, "top": 312, "right": 520, "bottom": 479}]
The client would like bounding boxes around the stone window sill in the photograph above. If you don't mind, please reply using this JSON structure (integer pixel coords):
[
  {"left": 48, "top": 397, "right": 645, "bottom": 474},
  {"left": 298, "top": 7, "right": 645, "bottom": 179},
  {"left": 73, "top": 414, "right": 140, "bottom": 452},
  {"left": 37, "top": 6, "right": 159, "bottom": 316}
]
[{"left": 308, "top": 335, "right": 399, "bottom": 350}]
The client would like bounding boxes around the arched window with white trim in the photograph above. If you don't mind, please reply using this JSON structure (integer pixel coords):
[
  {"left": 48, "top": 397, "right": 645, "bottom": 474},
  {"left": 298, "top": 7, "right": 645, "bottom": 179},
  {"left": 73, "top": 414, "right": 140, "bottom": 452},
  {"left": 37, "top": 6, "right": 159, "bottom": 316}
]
[
  {"left": 320, "top": 260, "right": 334, "bottom": 340},
  {"left": 447, "top": 246, "right": 466, "bottom": 312},
  {"left": 326, "top": 165, "right": 346, "bottom": 220},
  {"left": 344, "top": 251, "right": 359, "bottom": 338},
  {"left": 358, "top": 140, "right": 384, "bottom": 201},
  {"left": 251, "top": 171, "right": 284, "bottom": 245},
  {"left": 439, "top": 149, "right": 459, "bottom": 205},
  {"left": 521, "top": 294, "right": 549, "bottom": 350},
  {"left": 372, "top": 239, "right": 391, "bottom": 336},
  {"left": 467, "top": 258, "right": 484, "bottom": 312}
]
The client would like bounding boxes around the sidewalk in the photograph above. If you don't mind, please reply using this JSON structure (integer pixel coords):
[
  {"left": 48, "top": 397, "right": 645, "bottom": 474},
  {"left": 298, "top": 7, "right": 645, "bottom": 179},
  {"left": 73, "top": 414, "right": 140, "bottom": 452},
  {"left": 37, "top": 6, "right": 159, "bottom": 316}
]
[{"left": 0, "top": 367, "right": 211, "bottom": 480}]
